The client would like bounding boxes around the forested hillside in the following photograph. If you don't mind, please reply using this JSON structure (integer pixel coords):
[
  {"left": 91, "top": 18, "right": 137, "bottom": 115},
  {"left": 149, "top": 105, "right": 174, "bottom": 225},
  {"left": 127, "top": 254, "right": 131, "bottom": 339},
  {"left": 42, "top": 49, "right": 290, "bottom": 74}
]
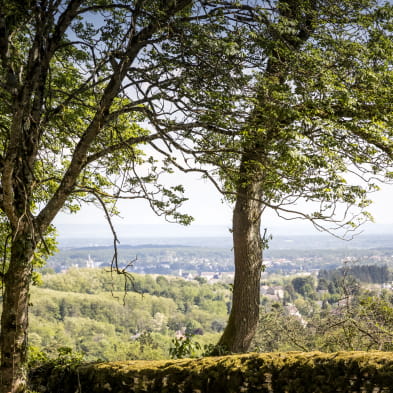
[
  {"left": 18, "top": 263, "right": 393, "bottom": 363},
  {"left": 25, "top": 269, "right": 230, "bottom": 361}
]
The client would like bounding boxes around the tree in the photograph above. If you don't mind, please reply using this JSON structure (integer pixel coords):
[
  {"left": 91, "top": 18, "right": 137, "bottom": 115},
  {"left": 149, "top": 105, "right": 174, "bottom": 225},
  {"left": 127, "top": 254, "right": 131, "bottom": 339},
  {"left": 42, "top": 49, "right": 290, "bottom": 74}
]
[
  {"left": 216, "top": 0, "right": 393, "bottom": 353},
  {"left": 292, "top": 276, "right": 316, "bottom": 298},
  {"left": 0, "top": 1, "right": 251, "bottom": 391},
  {"left": 163, "top": 0, "right": 393, "bottom": 353},
  {"left": 219, "top": 0, "right": 393, "bottom": 353},
  {"left": 252, "top": 304, "right": 314, "bottom": 352},
  {"left": 251, "top": 289, "right": 393, "bottom": 353}
]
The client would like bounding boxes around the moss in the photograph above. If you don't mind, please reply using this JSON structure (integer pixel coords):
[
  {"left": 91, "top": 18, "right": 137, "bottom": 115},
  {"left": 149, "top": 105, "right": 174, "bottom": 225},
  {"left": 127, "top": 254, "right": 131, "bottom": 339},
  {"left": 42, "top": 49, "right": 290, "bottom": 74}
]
[{"left": 29, "top": 351, "right": 393, "bottom": 393}]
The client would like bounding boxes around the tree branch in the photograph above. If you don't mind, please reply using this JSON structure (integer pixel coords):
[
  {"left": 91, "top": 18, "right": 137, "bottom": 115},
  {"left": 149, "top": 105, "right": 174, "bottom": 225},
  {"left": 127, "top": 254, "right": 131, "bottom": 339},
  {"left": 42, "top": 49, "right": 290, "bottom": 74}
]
[{"left": 36, "top": 0, "right": 193, "bottom": 232}]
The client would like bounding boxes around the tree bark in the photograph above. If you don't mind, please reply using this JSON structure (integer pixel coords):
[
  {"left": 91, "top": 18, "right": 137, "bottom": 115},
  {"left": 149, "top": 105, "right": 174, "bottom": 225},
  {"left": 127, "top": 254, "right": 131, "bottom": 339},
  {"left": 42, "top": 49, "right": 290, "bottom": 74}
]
[
  {"left": 217, "top": 159, "right": 264, "bottom": 353},
  {"left": 0, "top": 230, "right": 35, "bottom": 393}
]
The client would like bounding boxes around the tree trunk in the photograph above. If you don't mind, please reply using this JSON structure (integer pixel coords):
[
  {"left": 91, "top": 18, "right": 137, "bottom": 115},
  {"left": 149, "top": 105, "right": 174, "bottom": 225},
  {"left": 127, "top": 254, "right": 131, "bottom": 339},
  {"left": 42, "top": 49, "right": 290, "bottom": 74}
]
[
  {"left": 217, "top": 173, "right": 264, "bottom": 353},
  {"left": 0, "top": 231, "right": 35, "bottom": 393}
]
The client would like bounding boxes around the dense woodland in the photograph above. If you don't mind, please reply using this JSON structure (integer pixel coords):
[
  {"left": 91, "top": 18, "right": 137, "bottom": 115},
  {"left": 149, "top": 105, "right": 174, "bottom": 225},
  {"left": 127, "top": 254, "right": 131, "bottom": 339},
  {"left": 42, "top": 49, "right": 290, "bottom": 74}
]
[
  {"left": 26, "top": 269, "right": 230, "bottom": 361},
  {"left": 11, "top": 263, "right": 393, "bottom": 364},
  {"left": 318, "top": 264, "right": 391, "bottom": 286}
]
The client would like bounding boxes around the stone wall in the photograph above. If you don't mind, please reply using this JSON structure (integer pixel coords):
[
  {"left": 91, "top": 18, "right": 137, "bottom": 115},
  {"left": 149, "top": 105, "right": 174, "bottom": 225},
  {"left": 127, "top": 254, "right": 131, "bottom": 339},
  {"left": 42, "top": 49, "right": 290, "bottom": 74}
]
[{"left": 29, "top": 351, "right": 393, "bottom": 393}]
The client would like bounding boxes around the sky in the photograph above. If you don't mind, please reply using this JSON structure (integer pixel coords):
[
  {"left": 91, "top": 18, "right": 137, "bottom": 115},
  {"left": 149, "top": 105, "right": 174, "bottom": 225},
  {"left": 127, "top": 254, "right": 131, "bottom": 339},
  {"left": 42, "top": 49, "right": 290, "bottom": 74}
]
[
  {"left": 53, "top": 169, "right": 393, "bottom": 239},
  {"left": 52, "top": 5, "right": 393, "bottom": 241}
]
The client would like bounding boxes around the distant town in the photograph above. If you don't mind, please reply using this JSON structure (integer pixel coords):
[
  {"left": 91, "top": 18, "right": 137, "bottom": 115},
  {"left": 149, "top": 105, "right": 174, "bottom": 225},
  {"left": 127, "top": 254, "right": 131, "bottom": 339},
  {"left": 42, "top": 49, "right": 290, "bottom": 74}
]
[{"left": 47, "top": 234, "right": 393, "bottom": 280}]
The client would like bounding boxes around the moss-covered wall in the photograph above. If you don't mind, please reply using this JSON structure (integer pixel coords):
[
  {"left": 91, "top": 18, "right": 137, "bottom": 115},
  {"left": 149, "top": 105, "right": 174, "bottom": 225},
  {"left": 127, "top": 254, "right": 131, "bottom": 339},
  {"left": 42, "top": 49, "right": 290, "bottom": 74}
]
[{"left": 29, "top": 351, "right": 393, "bottom": 393}]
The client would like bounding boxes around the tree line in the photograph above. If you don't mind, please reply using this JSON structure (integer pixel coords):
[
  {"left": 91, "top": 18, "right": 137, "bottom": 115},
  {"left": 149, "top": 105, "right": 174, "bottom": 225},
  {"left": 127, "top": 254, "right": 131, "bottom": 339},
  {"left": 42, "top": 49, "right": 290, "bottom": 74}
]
[{"left": 319, "top": 264, "right": 391, "bottom": 286}]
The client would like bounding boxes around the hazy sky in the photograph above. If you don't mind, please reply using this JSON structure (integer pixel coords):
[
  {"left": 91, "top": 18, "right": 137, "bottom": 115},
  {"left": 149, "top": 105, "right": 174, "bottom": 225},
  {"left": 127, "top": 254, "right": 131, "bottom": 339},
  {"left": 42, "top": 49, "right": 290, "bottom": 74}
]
[
  {"left": 54, "top": 170, "right": 393, "bottom": 238},
  {"left": 53, "top": 10, "right": 393, "bottom": 240}
]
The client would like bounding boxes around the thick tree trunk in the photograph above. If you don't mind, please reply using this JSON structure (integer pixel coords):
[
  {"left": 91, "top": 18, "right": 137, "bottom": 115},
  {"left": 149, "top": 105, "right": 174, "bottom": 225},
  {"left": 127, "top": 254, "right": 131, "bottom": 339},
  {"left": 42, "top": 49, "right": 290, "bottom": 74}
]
[
  {"left": 0, "top": 231, "right": 35, "bottom": 393},
  {"left": 217, "top": 176, "right": 264, "bottom": 353}
]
